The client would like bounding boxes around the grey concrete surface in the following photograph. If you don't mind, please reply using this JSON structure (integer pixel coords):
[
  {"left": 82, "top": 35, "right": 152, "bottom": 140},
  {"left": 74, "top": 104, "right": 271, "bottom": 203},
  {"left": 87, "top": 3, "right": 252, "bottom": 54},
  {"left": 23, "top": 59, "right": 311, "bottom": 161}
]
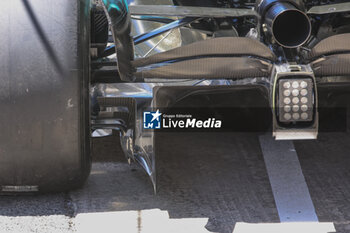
[{"left": 0, "top": 132, "right": 349, "bottom": 233}]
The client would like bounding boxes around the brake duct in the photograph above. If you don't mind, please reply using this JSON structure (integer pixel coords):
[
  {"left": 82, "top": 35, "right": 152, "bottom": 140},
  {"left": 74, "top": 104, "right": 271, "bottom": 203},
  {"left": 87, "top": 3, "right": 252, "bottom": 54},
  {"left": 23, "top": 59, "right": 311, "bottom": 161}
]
[{"left": 256, "top": 0, "right": 311, "bottom": 48}]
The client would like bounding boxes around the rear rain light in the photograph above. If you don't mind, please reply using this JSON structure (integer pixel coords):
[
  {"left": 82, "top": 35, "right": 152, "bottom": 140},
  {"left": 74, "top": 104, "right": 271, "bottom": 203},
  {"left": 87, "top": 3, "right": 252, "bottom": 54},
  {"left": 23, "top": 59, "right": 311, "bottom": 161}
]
[{"left": 278, "top": 78, "right": 314, "bottom": 123}]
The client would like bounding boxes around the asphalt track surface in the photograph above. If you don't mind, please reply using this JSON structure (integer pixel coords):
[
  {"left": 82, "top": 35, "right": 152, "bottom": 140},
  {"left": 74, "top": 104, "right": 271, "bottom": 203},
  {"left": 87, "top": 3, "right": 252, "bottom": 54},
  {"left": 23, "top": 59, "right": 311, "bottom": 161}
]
[{"left": 0, "top": 132, "right": 350, "bottom": 233}]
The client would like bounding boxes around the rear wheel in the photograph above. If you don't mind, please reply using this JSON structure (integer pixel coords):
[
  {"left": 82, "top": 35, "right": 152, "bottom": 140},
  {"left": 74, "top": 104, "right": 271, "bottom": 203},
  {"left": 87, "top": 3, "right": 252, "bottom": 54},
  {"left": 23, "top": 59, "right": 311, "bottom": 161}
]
[{"left": 0, "top": 0, "right": 91, "bottom": 192}]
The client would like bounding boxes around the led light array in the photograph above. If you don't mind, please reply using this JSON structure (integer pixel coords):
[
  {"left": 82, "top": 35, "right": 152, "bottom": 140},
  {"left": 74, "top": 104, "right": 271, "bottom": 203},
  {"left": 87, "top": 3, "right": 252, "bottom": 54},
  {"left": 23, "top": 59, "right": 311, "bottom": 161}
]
[{"left": 278, "top": 78, "right": 314, "bottom": 123}]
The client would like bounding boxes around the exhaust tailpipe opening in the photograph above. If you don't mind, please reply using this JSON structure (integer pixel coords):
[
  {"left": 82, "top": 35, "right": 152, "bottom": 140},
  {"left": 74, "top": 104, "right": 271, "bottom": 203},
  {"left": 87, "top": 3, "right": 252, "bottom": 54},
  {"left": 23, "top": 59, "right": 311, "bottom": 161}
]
[
  {"left": 257, "top": 1, "right": 311, "bottom": 48},
  {"left": 271, "top": 6, "right": 311, "bottom": 48}
]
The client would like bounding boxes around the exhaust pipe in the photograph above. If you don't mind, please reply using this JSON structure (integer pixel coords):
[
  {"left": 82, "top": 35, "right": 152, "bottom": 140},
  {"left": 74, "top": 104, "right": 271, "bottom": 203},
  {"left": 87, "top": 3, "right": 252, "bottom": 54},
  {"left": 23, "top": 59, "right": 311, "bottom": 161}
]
[{"left": 256, "top": 0, "right": 311, "bottom": 48}]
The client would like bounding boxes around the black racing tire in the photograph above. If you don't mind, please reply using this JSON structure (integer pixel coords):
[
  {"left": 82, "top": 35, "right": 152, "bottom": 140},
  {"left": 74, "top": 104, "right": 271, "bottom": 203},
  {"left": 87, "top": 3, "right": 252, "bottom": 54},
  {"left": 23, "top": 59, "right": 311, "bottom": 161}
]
[{"left": 0, "top": 0, "right": 91, "bottom": 193}]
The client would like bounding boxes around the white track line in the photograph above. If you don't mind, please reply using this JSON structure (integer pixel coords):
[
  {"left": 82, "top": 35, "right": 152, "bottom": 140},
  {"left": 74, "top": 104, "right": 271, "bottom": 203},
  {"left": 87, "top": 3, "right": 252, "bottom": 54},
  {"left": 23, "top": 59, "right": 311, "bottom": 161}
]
[{"left": 259, "top": 135, "right": 318, "bottom": 222}]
